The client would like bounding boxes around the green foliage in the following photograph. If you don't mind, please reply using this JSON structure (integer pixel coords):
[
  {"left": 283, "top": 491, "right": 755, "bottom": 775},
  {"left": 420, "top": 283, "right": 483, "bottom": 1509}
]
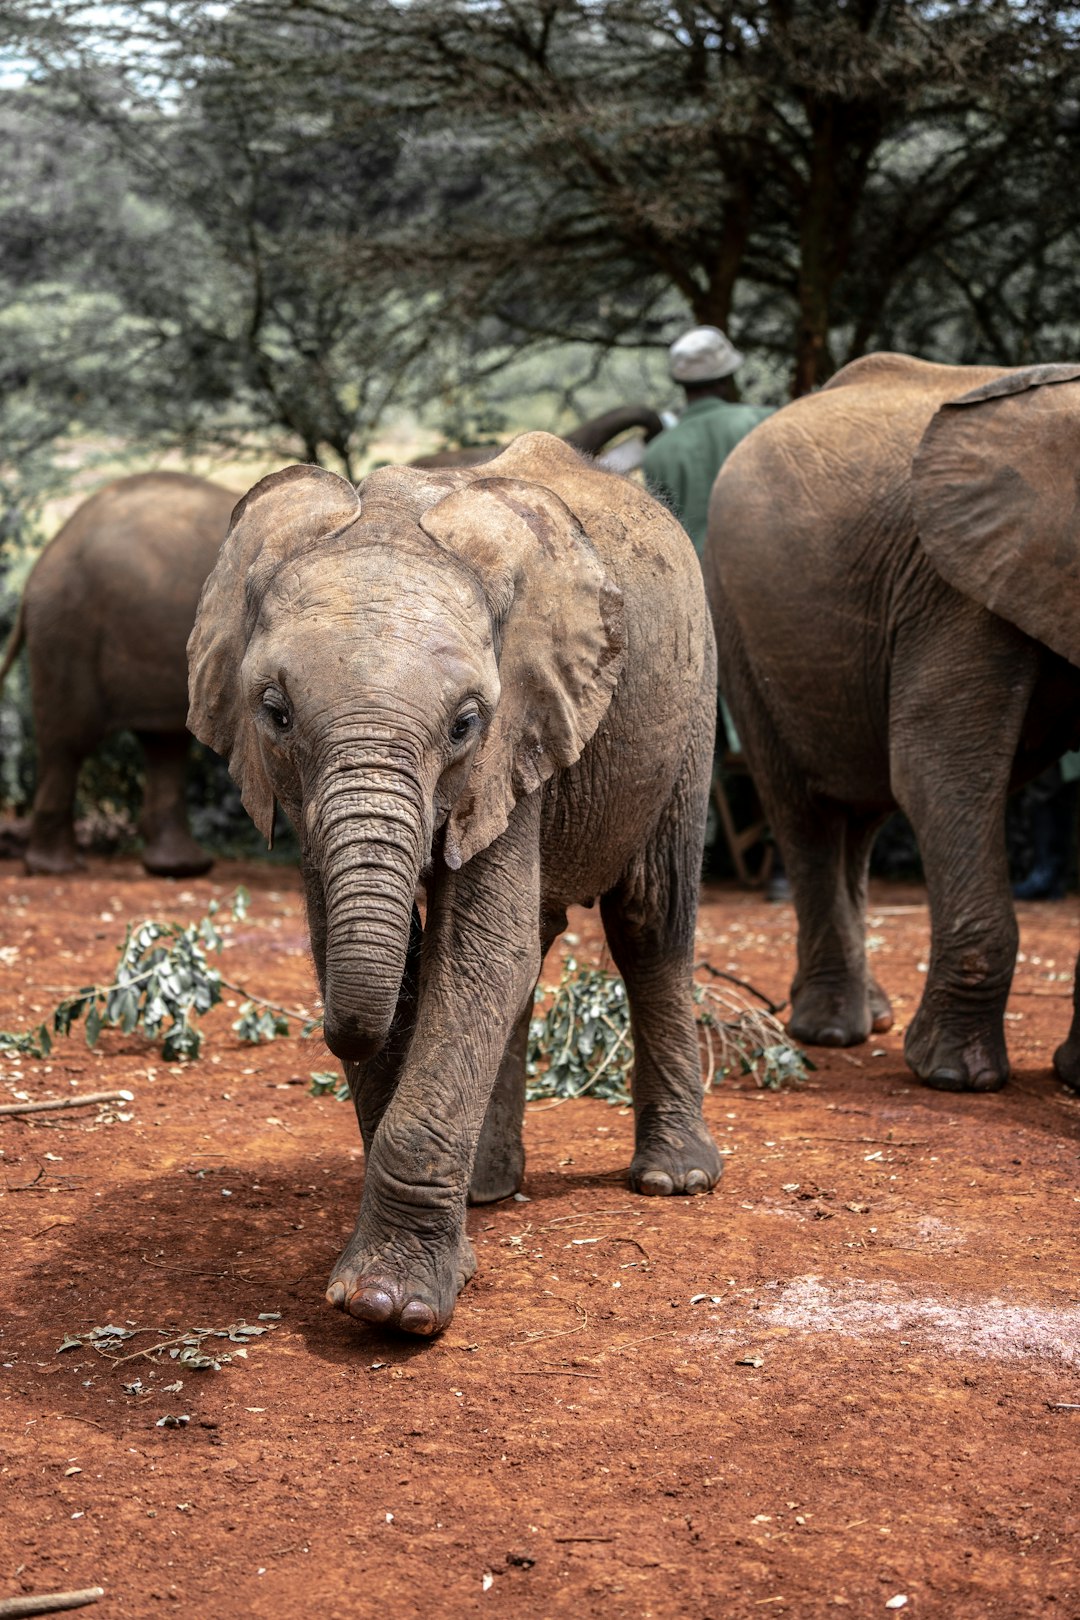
[
  {"left": 526, "top": 957, "right": 634, "bottom": 1104},
  {"left": 233, "top": 1002, "right": 290, "bottom": 1044},
  {"left": 52, "top": 893, "right": 245, "bottom": 1061},
  {"left": 526, "top": 956, "right": 813, "bottom": 1106},
  {"left": 309, "top": 1069, "right": 349, "bottom": 1102},
  {"left": 0, "top": 1021, "right": 52, "bottom": 1059},
  {"left": 0, "top": 884, "right": 314, "bottom": 1064}
]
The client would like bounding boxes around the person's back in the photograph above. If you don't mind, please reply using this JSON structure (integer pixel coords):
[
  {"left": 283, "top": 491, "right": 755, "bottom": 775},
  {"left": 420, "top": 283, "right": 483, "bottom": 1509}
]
[
  {"left": 643, "top": 325, "right": 773, "bottom": 554},
  {"left": 644, "top": 395, "right": 772, "bottom": 553}
]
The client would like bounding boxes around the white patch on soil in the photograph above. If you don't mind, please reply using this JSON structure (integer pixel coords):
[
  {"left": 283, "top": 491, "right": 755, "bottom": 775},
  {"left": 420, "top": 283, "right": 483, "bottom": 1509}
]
[{"left": 754, "top": 1275, "right": 1080, "bottom": 1365}]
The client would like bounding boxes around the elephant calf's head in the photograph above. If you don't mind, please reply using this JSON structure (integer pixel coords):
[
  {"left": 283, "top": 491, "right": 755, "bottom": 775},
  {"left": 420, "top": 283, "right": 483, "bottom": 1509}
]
[{"left": 187, "top": 445, "right": 624, "bottom": 1060}]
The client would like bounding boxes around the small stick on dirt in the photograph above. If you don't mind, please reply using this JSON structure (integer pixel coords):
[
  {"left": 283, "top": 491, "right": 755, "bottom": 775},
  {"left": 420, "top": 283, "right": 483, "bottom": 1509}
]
[
  {"left": 510, "top": 1304, "right": 588, "bottom": 1349},
  {"left": 553, "top": 1535, "right": 615, "bottom": 1544},
  {"left": 0, "top": 1589, "right": 104, "bottom": 1618},
  {"left": 513, "top": 1368, "right": 597, "bottom": 1379},
  {"left": 797, "top": 1135, "right": 928, "bottom": 1148},
  {"left": 1047, "top": 1402, "right": 1080, "bottom": 1410},
  {"left": 607, "top": 1332, "right": 676, "bottom": 1355},
  {"left": 0, "top": 1091, "right": 133, "bottom": 1118},
  {"left": 4, "top": 1167, "right": 44, "bottom": 1191},
  {"left": 693, "top": 961, "right": 786, "bottom": 1015}
]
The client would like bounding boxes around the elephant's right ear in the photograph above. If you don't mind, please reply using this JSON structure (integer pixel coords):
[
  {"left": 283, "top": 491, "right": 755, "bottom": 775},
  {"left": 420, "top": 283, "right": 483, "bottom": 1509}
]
[
  {"left": 187, "top": 464, "right": 360, "bottom": 840},
  {"left": 912, "top": 363, "right": 1080, "bottom": 666}
]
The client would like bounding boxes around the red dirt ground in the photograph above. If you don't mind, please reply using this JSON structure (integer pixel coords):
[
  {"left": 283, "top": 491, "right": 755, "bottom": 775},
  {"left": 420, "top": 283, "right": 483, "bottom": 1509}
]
[{"left": 0, "top": 860, "right": 1077, "bottom": 1619}]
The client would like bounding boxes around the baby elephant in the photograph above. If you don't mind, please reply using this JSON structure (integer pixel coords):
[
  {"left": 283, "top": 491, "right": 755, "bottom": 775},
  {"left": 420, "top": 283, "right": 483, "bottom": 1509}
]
[{"left": 188, "top": 432, "right": 722, "bottom": 1336}]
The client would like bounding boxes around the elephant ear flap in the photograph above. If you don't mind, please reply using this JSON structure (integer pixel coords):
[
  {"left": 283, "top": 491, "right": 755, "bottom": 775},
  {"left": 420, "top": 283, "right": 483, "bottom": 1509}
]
[
  {"left": 187, "top": 464, "right": 361, "bottom": 841},
  {"left": 420, "top": 477, "right": 626, "bottom": 866},
  {"left": 912, "top": 364, "right": 1080, "bottom": 667}
]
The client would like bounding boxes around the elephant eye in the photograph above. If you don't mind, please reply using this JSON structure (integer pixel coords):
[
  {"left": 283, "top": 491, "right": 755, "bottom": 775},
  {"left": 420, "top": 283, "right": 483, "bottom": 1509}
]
[
  {"left": 263, "top": 691, "right": 291, "bottom": 731},
  {"left": 449, "top": 709, "right": 480, "bottom": 746}
]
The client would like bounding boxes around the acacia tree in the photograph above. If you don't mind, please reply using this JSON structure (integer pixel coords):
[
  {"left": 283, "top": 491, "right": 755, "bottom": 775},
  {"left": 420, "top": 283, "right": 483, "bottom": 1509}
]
[
  {"left": 3, "top": 5, "right": 482, "bottom": 474},
  {"left": 341, "top": 0, "right": 1079, "bottom": 393},
  {"left": 6, "top": 0, "right": 1080, "bottom": 424}
]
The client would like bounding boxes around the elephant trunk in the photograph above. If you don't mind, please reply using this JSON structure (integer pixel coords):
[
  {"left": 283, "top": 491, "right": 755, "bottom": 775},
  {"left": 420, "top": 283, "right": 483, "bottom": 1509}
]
[
  {"left": 310, "top": 757, "right": 428, "bottom": 1062},
  {"left": 563, "top": 404, "right": 665, "bottom": 454}
]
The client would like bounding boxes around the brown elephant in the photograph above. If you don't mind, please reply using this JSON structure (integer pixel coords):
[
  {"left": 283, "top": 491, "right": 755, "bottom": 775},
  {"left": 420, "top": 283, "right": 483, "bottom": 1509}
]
[
  {"left": 408, "top": 404, "right": 663, "bottom": 468},
  {"left": 187, "top": 431, "right": 722, "bottom": 1336},
  {"left": 703, "top": 354, "right": 1080, "bottom": 1094},
  {"left": 0, "top": 471, "right": 235, "bottom": 876}
]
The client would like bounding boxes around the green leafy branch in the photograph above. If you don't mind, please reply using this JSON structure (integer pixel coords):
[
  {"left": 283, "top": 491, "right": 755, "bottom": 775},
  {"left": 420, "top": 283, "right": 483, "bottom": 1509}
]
[
  {"left": 0, "top": 887, "right": 320, "bottom": 1064},
  {"left": 524, "top": 956, "right": 812, "bottom": 1106}
]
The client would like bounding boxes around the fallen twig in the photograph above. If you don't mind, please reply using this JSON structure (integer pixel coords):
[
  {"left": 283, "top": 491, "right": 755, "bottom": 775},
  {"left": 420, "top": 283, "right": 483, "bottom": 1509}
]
[
  {"left": 553, "top": 1535, "right": 615, "bottom": 1544},
  {"left": 0, "top": 1091, "right": 132, "bottom": 1118},
  {"left": 0, "top": 1589, "right": 104, "bottom": 1619},
  {"left": 1047, "top": 1402, "right": 1080, "bottom": 1410},
  {"left": 513, "top": 1368, "right": 597, "bottom": 1379},
  {"left": 693, "top": 961, "right": 786, "bottom": 1015}
]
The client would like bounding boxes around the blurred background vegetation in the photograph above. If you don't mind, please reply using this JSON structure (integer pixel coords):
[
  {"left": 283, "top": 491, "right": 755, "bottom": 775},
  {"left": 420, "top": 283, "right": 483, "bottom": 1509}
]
[{"left": 0, "top": 0, "right": 1078, "bottom": 859}]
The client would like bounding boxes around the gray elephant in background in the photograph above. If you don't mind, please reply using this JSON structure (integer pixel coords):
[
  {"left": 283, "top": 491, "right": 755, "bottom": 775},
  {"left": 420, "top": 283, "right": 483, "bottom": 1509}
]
[
  {"left": 703, "top": 354, "right": 1080, "bottom": 1095},
  {"left": 187, "top": 431, "right": 721, "bottom": 1336},
  {"left": 0, "top": 471, "right": 235, "bottom": 876}
]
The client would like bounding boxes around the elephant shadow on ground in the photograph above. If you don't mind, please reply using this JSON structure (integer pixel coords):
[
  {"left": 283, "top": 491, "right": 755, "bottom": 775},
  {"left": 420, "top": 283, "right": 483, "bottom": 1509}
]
[{"left": 13, "top": 1145, "right": 652, "bottom": 1410}]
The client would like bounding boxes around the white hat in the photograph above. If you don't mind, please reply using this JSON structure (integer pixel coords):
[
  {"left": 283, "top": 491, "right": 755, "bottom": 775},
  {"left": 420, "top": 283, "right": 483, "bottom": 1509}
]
[{"left": 668, "top": 326, "right": 744, "bottom": 383}]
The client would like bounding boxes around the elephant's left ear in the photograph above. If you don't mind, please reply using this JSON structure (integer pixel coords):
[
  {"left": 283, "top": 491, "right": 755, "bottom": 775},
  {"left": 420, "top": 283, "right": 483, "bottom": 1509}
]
[
  {"left": 420, "top": 477, "right": 626, "bottom": 866},
  {"left": 912, "top": 363, "right": 1080, "bottom": 666}
]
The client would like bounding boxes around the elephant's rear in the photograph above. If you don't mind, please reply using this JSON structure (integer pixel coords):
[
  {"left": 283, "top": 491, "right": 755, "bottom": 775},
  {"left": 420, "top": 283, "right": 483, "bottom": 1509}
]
[
  {"left": 25, "top": 472, "right": 235, "bottom": 733},
  {"left": 702, "top": 353, "right": 1005, "bottom": 802}
]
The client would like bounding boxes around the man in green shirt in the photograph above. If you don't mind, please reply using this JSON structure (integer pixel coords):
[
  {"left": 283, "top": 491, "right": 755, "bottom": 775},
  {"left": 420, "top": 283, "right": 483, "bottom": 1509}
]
[
  {"left": 643, "top": 326, "right": 774, "bottom": 555},
  {"left": 646, "top": 326, "right": 786, "bottom": 896}
]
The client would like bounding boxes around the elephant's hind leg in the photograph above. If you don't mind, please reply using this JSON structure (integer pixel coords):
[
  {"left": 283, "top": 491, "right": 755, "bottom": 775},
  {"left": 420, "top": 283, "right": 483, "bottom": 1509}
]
[
  {"left": 137, "top": 733, "right": 212, "bottom": 877},
  {"left": 468, "top": 1001, "right": 531, "bottom": 1204},
  {"left": 26, "top": 748, "right": 85, "bottom": 876},
  {"left": 780, "top": 804, "right": 891, "bottom": 1047},
  {"left": 601, "top": 738, "right": 722, "bottom": 1197},
  {"left": 891, "top": 615, "right": 1037, "bottom": 1092},
  {"left": 469, "top": 908, "right": 567, "bottom": 1203},
  {"left": 1053, "top": 972, "right": 1080, "bottom": 1093}
]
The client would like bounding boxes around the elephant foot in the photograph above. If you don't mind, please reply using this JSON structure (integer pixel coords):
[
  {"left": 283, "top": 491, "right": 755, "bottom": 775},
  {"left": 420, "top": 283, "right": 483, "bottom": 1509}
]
[
  {"left": 1053, "top": 1036, "right": 1080, "bottom": 1094},
  {"left": 468, "top": 1136, "right": 524, "bottom": 1205},
  {"left": 0, "top": 818, "right": 30, "bottom": 860},
  {"left": 629, "top": 1111, "right": 722, "bottom": 1197},
  {"left": 869, "top": 976, "right": 894, "bottom": 1034},
  {"left": 904, "top": 1005, "right": 1009, "bottom": 1092},
  {"left": 326, "top": 1225, "right": 477, "bottom": 1338},
  {"left": 788, "top": 979, "right": 872, "bottom": 1048},
  {"left": 24, "top": 844, "right": 84, "bottom": 876},
  {"left": 141, "top": 834, "right": 214, "bottom": 879}
]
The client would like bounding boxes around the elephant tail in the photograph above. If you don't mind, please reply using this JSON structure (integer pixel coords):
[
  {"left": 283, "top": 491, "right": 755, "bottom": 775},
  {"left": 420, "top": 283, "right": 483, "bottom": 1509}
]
[{"left": 0, "top": 595, "right": 26, "bottom": 689}]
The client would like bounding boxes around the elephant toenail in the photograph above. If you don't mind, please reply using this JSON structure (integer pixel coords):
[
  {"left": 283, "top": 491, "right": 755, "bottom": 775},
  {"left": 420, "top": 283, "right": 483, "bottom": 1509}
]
[
  {"left": 639, "top": 1171, "right": 674, "bottom": 1196},
  {"left": 815, "top": 1026, "right": 847, "bottom": 1046},
  {"left": 399, "top": 1299, "right": 439, "bottom": 1336},
  {"left": 684, "top": 1169, "right": 710, "bottom": 1195},
  {"left": 924, "top": 1068, "right": 968, "bottom": 1092},
  {"left": 326, "top": 1281, "right": 346, "bottom": 1308},
  {"left": 348, "top": 1285, "right": 395, "bottom": 1323}
]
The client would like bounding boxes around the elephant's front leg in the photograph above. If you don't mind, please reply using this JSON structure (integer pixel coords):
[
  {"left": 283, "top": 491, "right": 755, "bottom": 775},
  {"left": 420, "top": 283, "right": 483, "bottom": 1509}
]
[{"left": 327, "top": 800, "right": 542, "bottom": 1336}]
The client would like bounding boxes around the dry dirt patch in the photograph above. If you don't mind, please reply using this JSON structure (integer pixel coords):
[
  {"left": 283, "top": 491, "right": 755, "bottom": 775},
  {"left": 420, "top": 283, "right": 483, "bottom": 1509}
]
[{"left": 0, "top": 862, "right": 1077, "bottom": 1618}]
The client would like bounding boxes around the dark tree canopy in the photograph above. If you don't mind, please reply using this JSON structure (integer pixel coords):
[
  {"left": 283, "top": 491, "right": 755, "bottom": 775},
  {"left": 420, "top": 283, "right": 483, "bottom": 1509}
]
[{"left": 2, "top": 0, "right": 1079, "bottom": 483}]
